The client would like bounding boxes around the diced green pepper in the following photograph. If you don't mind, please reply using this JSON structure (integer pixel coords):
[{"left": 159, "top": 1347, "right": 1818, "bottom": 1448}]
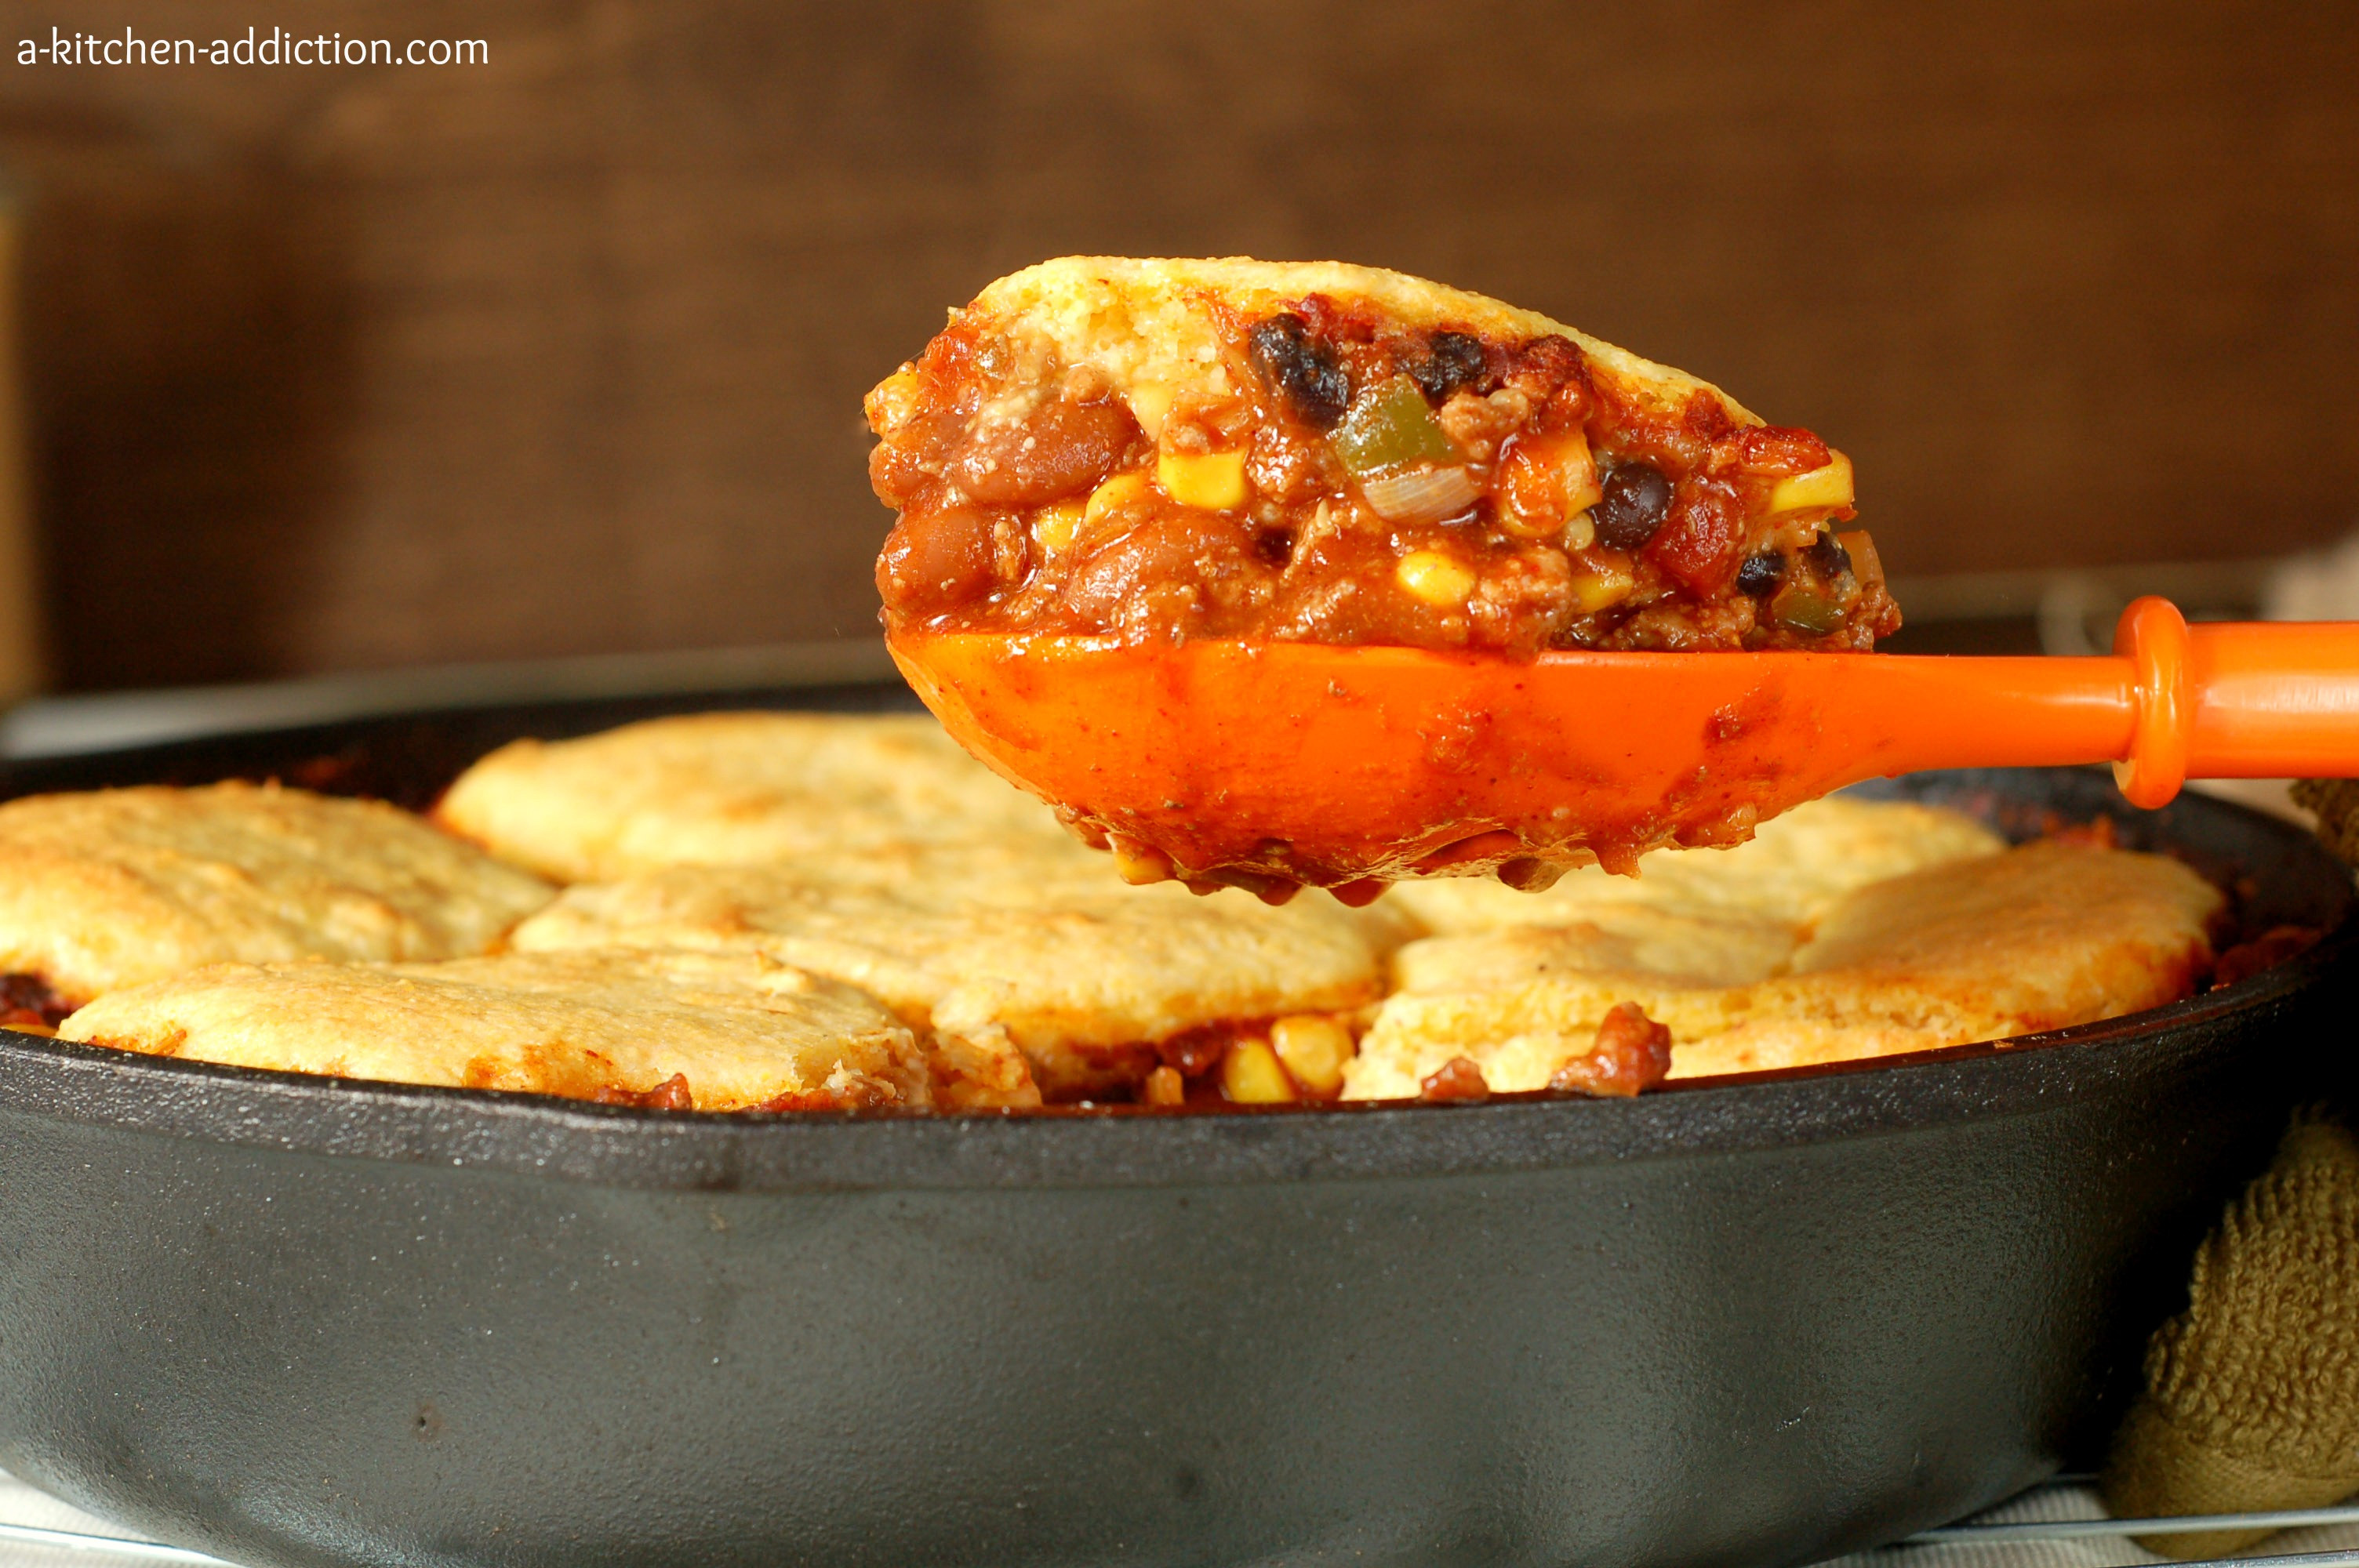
[
  {"left": 1772, "top": 588, "right": 1846, "bottom": 637},
  {"left": 1330, "top": 376, "right": 1461, "bottom": 475}
]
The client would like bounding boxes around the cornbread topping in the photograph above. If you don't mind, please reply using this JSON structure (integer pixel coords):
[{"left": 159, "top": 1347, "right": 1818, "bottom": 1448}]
[
  {"left": 433, "top": 711, "right": 1067, "bottom": 884},
  {"left": 0, "top": 780, "right": 554, "bottom": 1009},
  {"left": 441, "top": 711, "right": 1405, "bottom": 1102},
  {"left": 60, "top": 949, "right": 944, "bottom": 1113},
  {"left": 1350, "top": 818, "right": 2223, "bottom": 1097},
  {"left": 868, "top": 259, "right": 1896, "bottom": 656},
  {"left": 509, "top": 855, "right": 1398, "bottom": 1102},
  {"left": 5, "top": 717, "right": 2264, "bottom": 1116}
]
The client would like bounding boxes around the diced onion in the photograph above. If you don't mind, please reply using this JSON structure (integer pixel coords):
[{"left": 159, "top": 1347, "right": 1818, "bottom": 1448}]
[{"left": 1359, "top": 466, "right": 1480, "bottom": 524}]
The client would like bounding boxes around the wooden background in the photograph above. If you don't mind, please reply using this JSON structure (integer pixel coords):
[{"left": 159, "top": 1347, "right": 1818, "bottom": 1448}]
[{"left": 0, "top": 0, "right": 2354, "bottom": 690}]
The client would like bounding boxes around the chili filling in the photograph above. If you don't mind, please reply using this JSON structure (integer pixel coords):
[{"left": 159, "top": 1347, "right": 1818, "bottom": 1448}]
[
  {"left": 867, "top": 297, "right": 1896, "bottom": 655},
  {"left": 0, "top": 971, "right": 75, "bottom": 1033}
]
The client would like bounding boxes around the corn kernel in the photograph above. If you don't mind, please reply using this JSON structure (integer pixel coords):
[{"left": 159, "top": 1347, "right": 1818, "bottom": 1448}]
[
  {"left": 1034, "top": 498, "right": 1087, "bottom": 556},
  {"left": 1128, "top": 383, "right": 1175, "bottom": 439},
  {"left": 1562, "top": 510, "right": 1597, "bottom": 550},
  {"left": 1083, "top": 471, "right": 1151, "bottom": 532},
  {"left": 1395, "top": 550, "right": 1478, "bottom": 607},
  {"left": 1142, "top": 1065, "right": 1186, "bottom": 1106},
  {"left": 1219, "top": 1037, "right": 1297, "bottom": 1104},
  {"left": 1565, "top": 561, "right": 1635, "bottom": 614},
  {"left": 1270, "top": 1015, "right": 1354, "bottom": 1098},
  {"left": 1157, "top": 449, "right": 1249, "bottom": 511},
  {"left": 1767, "top": 450, "right": 1854, "bottom": 514},
  {"left": 1108, "top": 834, "right": 1176, "bottom": 885},
  {"left": 1559, "top": 432, "right": 1603, "bottom": 512},
  {"left": 1496, "top": 430, "right": 1601, "bottom": 540}
]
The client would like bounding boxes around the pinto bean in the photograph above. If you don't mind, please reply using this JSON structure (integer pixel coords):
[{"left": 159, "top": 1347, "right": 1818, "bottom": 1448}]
[
  {"left": 1063, "top": 513, "right": 1258, "bottom": 626},
  {"left": 1644, "top": 482, "right": 1744, "bottom": 594},
  {"left": 948, "top": 396, "right": 1139, "bottom": 505},
  {"left": 875, "top": 504, "right": 1000, "bottom": 614}
]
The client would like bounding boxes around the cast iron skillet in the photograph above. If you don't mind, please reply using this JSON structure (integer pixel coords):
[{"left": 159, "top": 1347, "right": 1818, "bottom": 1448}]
[{"left": 0, "top": 679, "right": 2350, "bottom": 1568}]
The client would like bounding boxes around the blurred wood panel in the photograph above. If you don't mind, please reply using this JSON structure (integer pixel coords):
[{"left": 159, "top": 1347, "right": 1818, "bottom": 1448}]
[
  {"left": 0, "top": 191, "right": 40, "bottom": 698},
  {"left": 0, "top": 0, "right": 2353, "bottom": 688}
]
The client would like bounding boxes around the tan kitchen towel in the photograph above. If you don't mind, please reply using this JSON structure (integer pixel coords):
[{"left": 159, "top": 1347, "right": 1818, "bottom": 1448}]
[
  {"left": 2292, "top": 778, "right": 2359, "bottom": 872},
  {"left": 2099, "top": 1110, "right": 2359, "bottom": 1558},
  {"left": 2296, "top": 778, "right": 2359, "bottom": 867}
]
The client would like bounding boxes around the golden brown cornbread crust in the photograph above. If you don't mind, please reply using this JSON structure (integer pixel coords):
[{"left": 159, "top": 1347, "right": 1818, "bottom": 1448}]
[
  {"left": 509, "top": 851, "right": 1396, "bottom": 1101},
  {"left": 1348, "top": 838, "right": 2223, "bottom": 1098},
  {"left": 1383, "top": 798, "right": 2007, "bottom": 948},
  {"left": 434, "top": 712, "right": 1070, "bottom": 884},
  {"left": 0, "top": 782, "right": 554, "bottom": 1005},
  {"left": 969, "top": 256, "right": 1759, "bottom": 429},
  {"left": 60, "top": 949, "right": 950, "bottom": 1112}
]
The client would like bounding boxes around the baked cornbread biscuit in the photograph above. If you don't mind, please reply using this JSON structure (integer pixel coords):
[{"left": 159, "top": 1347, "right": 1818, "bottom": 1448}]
[
  {"left": 510, "top": 848, "right": 1395, "bottom": 1101},
  {"left": 1358, "top": 797, "right": 2005, "bottom": 1001},
  {"left": 1383, "top": 797, "right": 2006, "bottom": 940},
  {"left": 0, "top": 782, "right": 554, "bottom": 1009},
  {"left": 1347, "top": 839, "right": 2223, "bottom": 1098},
  {"left": 434, "top": 712, "right": 1066, "bottom": 884},
  {"left": 59, "top": 949, "right": 956, "bottom": 1112}
]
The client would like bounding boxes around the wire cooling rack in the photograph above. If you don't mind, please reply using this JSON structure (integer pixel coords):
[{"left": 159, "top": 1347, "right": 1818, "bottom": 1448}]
[
  {"left": 1814, "top": 1475, "right": 2359, "bottom": 1568},
  {"left": 1, "top": 1468, "right": 2354, "bottom": 1566},
  {"left": 0, "top": 1468, "right": 228, "bottom": 1565}
]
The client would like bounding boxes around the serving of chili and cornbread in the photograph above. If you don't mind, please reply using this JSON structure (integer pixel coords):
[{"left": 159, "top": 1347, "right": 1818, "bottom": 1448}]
[{"left": 867, "top": 258, "right": 1893, "bottom": 658}]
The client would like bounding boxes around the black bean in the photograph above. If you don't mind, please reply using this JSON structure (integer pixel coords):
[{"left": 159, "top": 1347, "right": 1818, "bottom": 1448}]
[
  {"left": 1805, "top": 532, "right": 1852, "bottom": 579},
  {"left": 1736, "top": 550, "right": 1787, "bottom": 597},
  {"left": 1592, "top": 463, "right": 1674, "bottom": 550},
  {"left": 1408, "top": 331, "right": 1488, "bottom": 403},
  {"left": 1248, "top": 314, "right": 1350, "bottom": 429}
]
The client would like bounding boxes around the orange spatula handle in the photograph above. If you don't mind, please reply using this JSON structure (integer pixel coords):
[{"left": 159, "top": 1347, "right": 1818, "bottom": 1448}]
[
  {"left": 2171, "top": 604, "right": 2359, "bottom": 784},
  {"left": 1815, "top": 598, "right": 2359, "bottom": 808}
]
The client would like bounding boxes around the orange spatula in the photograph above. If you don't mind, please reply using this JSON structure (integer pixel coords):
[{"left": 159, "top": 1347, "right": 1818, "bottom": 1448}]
[{"left": 890, "top": 597, "right": 2359, "bottom": 898}]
